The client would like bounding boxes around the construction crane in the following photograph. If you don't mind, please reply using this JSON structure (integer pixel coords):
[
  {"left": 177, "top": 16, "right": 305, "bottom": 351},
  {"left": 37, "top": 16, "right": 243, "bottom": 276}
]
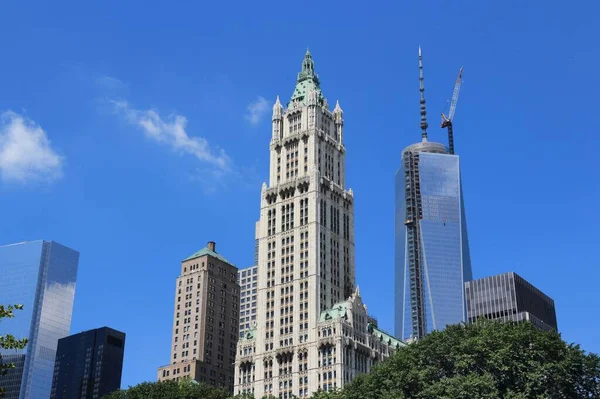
[{"left": 441, "top": 66, "right": 464, "bottom": 155}]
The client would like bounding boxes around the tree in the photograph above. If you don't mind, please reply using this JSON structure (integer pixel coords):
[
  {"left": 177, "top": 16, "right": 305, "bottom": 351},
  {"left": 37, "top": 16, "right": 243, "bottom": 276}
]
[
  {"left": 230, "top": 395, "right": 276, "bottom": 399},
  {"left": 0, "top": 304, "right": 28, "bottom": 397},
  {"left": 102, "top": 322, "right": 599, "bottom": 399},
  {"left": 102, "top": 380, "right": 281, "bottom": 399},
  {"left": 102, "top": 379, "right": 230, "bottom": 399},
  {"left": 309, "top": 388, "right": 344, "bottom": 399},
  {"left": 228, "top": 394, "right": 258, "bottom": 399},
  {"left": 342, "top": 320, "right": 600, "bottom": 399}
]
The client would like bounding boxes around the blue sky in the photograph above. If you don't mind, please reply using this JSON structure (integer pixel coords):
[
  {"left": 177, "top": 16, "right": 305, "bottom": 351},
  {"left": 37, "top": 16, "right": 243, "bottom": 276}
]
[{"left": 1, "top": 0, "right": 599, "bottom": 388}]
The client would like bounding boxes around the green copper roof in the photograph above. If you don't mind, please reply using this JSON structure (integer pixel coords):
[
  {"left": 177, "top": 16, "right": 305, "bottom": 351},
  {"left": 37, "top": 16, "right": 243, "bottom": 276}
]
[
  {"left": 183, "top": 246, "right": 233, "bottom": 265},
  {"left": 368, "top": 323, "right": 406, "bottom": 348},
  {"left": 289, "top": 49, "right": 324, "bottom": 106},
  {"left": 319, "top": 301, "right": 349, "bottom": 322},
  {"left": 241, "top": 327, "right": 257, "bottom": 341}
]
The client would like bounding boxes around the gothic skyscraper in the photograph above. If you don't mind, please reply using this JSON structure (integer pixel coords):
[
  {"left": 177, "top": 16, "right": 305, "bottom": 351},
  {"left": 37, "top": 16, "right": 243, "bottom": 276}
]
[
  {"left": 394, "top": 48, "right": 472, "bottom": 340},
  {"left": 234, "top": 51, "right": 403, "bottom": 398}
]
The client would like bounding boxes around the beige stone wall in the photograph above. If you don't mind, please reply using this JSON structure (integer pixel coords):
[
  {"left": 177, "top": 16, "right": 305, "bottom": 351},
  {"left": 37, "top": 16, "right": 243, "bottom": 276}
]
[
  {"left": 235, "top": 293, "right": 402, "bottom": 397},
  {"left": 238, "top": 265, "right": 258, "bottom": 337},
  {"left": 235, "top": 91, "right": 361, "bottom": 398}
]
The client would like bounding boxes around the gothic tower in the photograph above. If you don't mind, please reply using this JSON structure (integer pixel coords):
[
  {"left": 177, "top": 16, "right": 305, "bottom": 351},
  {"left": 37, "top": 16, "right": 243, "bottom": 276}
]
[{"left": 235, "top": 51, "right": 403, "bottom": 398}]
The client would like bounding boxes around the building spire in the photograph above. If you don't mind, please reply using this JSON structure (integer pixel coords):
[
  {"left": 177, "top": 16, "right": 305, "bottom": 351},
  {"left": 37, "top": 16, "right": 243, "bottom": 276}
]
[
  {"left": 290, "top": 49, "right": 323, "bottom": 105},
  {"left": 418, "top": 46, "right": 428, "bottom": 140},
  {"left": 333, "top": 100, "right": 343, "bottom": 114},
  {"left": 301, "top": 48, "right": 315, "bottom": 78},
  {"left": 273, "top": 95, "right": 283, "bottom": 121}
]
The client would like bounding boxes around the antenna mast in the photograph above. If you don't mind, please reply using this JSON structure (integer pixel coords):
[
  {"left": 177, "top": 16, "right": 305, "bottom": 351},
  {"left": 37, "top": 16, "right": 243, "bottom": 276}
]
[{"left": 418, "top": 47, "right": 428, "bottom": 140}]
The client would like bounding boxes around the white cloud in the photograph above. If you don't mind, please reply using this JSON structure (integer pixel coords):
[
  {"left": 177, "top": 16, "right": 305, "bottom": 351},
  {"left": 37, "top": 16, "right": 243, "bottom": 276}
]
[
  {"left": 0, "top": 111, "right": 64, "bottom": 183},
  {"left": 112, "top": 100, "right": 231, "bottom": 171},
  {"left": 245, "top": 96, "right": 269, "bottom": 126},
  {"left": 95, "top": 75, "right": 128, "bottom": 94}
]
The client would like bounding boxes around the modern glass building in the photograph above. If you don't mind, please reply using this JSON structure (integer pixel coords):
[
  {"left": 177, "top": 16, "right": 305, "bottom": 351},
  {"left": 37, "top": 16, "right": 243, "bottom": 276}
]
[
  {"left": 50, "top": 327, "right": 125, "bottom": 399},
  {"left": 394, "top": 145, "right": 472, "bottom": 340},
  {"left": 465, "top": 272, "right": 557, "bottom": 331},
  {"left": 0, "top": 240, "right": 79, "bottom": 399},
  {"left": 394, "top": 48, "right": 472, "bottom": 340}
]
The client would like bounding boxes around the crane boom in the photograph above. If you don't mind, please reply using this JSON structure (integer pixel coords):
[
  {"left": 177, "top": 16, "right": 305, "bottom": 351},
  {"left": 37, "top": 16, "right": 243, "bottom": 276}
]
[
  {"left": 441, "top": 66, "right": 464, "bottom": 155},
  {"left": 447, "top": 66, "right": 463, "bottom": 121}
]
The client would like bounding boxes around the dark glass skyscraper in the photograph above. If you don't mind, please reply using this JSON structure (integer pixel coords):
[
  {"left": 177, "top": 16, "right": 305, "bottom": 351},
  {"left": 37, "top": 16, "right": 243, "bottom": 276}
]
[
  {"left": 0, "top": 240, "right": 79, "bottom": 399},
  {"left": 50, "top": 327, "right": 126, "bottom": 399},
  {"left": 394, "top": 49, "right": 472, "bottom": 340},
  {"left": 465, "top": 272, "right": 557, "bottom": 331}
]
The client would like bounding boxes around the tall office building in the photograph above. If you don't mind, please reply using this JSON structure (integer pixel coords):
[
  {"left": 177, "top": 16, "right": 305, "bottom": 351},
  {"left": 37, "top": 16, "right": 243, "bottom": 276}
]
[
  {"left": 465, "top": 272, "right": 558, "bottom": 331},
  {"left": 237, "top": 266, "right": 258, "bottom": 337},
  {"left": 394, "top": 48, "right": 472, "bottom": 340},
  {"left": 50, "top": 327, "right": 125, "bottom": 399},
  {"left": 157, "top": 241, "right": 239, "bottom": 393},
  {"left": 234, "top": 50, "right": 403, "bottom": 398},
  {"left": 0, "top": 240, "right": 79, "bottom": 399}
]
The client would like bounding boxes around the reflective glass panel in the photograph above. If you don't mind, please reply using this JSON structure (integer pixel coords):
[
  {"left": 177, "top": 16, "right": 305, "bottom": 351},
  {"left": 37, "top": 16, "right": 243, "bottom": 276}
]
[{"left": 0, "top": 241, "right": 78, "bottom": 399}]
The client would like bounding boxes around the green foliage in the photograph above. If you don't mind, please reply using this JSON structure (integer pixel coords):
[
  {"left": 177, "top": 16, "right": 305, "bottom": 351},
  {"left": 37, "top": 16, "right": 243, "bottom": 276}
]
[
  {"left": 102, "top": 379, "right": 230, "bottom": 399},
  {"left": 342, "top": 321, "right": 600, "bottom": 399},
  {"left": 228, "top": 394, "right": 257, "bottom": 399},
  {"left": 309, "top": 388, "right": 344, "bottom": 399},
  {"left": 0, "top": 304, "right": 28, "bottom": 397},
  {"left": 102, "top": 322, "right": 599, "bottom": 399}
]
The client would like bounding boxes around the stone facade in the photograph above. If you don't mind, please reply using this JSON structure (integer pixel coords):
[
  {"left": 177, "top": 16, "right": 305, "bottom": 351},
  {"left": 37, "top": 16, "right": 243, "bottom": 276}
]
[
  {"left": 237, "top": 288, "right": 404, "bottom": 397},
  {"left": 158, "top": 241, "right": 239, "bottom": 393},
  {"left": 238, "top": 265, "right": 258, "bottom": 337},
  {"left": 234, "top": 51, "right": 404, "bottom": 398}
]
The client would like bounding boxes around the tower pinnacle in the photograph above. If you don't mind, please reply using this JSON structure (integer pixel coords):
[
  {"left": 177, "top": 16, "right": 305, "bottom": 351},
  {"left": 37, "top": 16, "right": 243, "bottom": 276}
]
[
  {"left": 272, "top": 95, "right": 283, "bottom": 121},
  {"left": 290, "top": 49, "right": 323, "bottom": 105},
  {"left": 418, "top": 47, "right": 428, "bottom": 140},
  {"left": 301, "top": 49, "right": 315, "bottom": 78},
  {"left": 273, "top": 95, "right": 282, "bottom": 111},
  {"left": 333, "top": 100, "right": 343, "bottom": 114}
]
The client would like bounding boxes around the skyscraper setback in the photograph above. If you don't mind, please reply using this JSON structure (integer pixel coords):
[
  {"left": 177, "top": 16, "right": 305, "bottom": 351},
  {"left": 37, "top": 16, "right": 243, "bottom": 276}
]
[
  {"left": 234, "top": 51, "right": 403, "bottom": 398},
  {"left": 394, "top": 48, "right": 472, "bottom": 340}
]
